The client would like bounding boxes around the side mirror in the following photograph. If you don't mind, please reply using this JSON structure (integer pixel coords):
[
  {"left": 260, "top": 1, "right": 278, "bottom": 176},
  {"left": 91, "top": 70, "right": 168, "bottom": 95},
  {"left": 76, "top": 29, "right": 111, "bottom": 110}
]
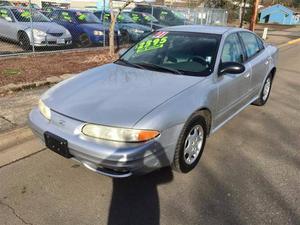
[
  {"left": 118, "top": 48, "right": 128, "bottom": 57},
  {"left": 219, "top": 62, "right": 245, "bottom": 75}
]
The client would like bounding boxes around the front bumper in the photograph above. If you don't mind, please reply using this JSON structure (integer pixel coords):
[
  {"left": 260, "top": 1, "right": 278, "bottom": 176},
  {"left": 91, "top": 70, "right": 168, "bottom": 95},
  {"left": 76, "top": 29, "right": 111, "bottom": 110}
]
[
  {"left": 31, "top": 35, "right": 72, "bottom": 47},
  {"left": 28, "top": 108, "right": 175, "bottom": 177}
]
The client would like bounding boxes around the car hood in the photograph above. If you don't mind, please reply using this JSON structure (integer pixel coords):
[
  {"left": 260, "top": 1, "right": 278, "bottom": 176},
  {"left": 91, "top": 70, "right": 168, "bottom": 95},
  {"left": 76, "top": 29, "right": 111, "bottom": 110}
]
[
  {"left": 42, "top": 63, "right": 203, "bottom": 128},
  {"left": 19, "top": 22, "right": 66, "bottom": 33}
]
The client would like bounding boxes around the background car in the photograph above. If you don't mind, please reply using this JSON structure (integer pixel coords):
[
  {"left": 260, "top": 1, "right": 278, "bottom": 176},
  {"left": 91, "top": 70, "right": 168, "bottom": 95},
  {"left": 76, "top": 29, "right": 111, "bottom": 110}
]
[
  {"left": 0, "top": 1, "right": 13, "bottom": 7},
  {"left": 132, "top": 4, "right": 188, "bottom": 26},
  {"left": 0, "top": 6, "right": 72, "bottom": 50},
  {"left": 94, "top": 10, "right": 152, "bottom": 43},
  {"left": 123, "top": 11, "right": 166, "bottom": 30},
  {"left": 49, "top": 9, "right": 120, "bottom": 47}
]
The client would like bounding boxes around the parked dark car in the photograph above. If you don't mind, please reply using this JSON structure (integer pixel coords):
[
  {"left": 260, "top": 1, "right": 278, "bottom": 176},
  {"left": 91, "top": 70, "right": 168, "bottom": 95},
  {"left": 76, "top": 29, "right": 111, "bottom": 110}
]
[
  {"left": 49, "top": 9, "right": 120, "bottom": 47},
  {"left": 94, "top": 10, "right": 152, "bottom": 43},
  {"left": 132, "top": 4, "right": 187, "bottom": 26},
  {"left": 123, "top": 11, "right": 165, "bottom": 30}
]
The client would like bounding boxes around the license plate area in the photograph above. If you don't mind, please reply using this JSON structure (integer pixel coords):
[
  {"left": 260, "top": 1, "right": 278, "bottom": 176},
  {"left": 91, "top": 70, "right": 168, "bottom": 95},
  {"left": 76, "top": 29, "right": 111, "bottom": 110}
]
[
  {"left": 44, "top": 132, "right": 72, "bottom": 158},
  {"left": 56, "top": 38, "right": 65, "bottom": 44}
]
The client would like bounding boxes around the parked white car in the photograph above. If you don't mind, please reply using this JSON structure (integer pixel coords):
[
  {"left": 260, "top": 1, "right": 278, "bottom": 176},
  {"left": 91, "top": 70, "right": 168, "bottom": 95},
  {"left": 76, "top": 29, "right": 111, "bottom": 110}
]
[{"left": 0, "top": 6, "right": 72, "bottom": 50}]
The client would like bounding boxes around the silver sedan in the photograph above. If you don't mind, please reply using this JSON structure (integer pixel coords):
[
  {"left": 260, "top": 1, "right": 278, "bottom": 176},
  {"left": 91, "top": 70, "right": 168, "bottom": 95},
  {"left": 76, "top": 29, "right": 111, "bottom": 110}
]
[
  {"left": 0, "top": 6, "right": 72, "bottom": 50},
  {"left": 29, "top": 25, "right": 278, "bottom": 178}
]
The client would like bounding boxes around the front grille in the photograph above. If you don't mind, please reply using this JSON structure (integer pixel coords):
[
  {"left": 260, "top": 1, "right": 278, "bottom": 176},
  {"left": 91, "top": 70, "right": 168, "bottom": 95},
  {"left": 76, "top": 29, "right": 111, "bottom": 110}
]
[{"left": 48, "top": 33, "right": 63, "bottom": 37}]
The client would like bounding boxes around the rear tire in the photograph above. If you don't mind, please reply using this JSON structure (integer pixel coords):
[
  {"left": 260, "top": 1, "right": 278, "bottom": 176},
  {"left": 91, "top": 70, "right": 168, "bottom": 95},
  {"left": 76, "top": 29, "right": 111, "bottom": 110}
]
[
  {"left": 253, "top": 73, "right": 273, "bottom": 106},
  {"left": 172, "top": 113, "right": 207, "bottom": 173},
  {"left": 18, "top": 32, "right": 31, "bottom": 51}
]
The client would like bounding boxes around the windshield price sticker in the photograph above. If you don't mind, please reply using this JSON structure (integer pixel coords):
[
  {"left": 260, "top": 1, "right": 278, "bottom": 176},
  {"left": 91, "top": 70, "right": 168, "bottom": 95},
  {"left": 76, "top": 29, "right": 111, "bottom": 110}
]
[
  {"left": 0, "top": 9, "right": 8, "bottom": 17},
  {"left": 131, "top": 13, "right": 140, "bottom": 22},
  {"left": 62, "top": 12, "right": 71, "bottom": 21},
  {"left": 78, "top": 14, "right": 87, "bottom": 21},
  {"left": 135, "top": 36, "right": 168, "bottom": 53},
  {"left": 20, "top": 10, "right": 31, "bottom": 19},
  {"left": 117, "top": 14, "right": 124, "bottom": 21}
]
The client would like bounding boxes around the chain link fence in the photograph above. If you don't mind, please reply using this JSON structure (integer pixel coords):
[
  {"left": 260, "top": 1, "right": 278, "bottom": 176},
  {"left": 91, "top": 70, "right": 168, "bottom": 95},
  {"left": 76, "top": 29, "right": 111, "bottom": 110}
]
[{"left": 0, "top": 0, "right": 228, "bottom": 56}]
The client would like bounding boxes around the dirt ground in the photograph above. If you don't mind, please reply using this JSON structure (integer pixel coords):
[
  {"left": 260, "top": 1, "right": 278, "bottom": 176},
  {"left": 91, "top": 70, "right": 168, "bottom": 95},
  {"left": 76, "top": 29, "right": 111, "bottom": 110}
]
[{"left": 0, "top": 49, "right": 117, "bottom": 87}]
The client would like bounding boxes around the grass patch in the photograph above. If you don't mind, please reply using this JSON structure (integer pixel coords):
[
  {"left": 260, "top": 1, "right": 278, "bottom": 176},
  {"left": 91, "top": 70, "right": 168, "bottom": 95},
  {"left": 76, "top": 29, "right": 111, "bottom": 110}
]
[{"left": 2, "top": 68, "right": 22, "bottom": 77}]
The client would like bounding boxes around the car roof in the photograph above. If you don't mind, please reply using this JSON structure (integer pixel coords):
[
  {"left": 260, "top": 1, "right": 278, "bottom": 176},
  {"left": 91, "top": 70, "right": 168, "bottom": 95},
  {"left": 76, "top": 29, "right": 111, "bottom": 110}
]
[
  {"left": 54, "top": 8, "right": 90, "bottom": 13},
  {"left": 161, "top": 25, "right": 246, "bottom": 35}
]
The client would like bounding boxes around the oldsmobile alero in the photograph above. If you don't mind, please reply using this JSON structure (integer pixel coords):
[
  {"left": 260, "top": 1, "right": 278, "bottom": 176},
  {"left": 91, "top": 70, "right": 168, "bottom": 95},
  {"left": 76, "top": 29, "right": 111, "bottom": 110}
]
[{"left": 29, "top": 25, "right": 278, "bottom": 178}]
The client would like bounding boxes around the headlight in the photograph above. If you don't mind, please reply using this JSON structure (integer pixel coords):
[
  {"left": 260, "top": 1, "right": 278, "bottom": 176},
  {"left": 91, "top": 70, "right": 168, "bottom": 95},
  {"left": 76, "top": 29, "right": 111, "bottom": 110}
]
[
  {"left": 32, "top": 29, "right": 47, "bottom": 37},
  {"left": 93, "top": 30, "right": 104, "bottom": 36},
  {"left": 117, "top": 30, "right": 121, "bottom": 36},
  {"left": 82, "top": 124, "right": 160, "bottom": 143},
  {"left": 65, "top": 29, "right": 71, "bottom": 37},
  {"left": 38, "top": 99, "right": 51, "bottom": 120}
]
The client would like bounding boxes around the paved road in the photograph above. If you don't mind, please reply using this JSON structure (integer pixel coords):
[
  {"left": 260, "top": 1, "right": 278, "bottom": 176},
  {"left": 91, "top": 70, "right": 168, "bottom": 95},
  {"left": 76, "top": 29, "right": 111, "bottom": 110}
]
[{"left": 0, "top": 44, "right": 299, "bottom": 225}]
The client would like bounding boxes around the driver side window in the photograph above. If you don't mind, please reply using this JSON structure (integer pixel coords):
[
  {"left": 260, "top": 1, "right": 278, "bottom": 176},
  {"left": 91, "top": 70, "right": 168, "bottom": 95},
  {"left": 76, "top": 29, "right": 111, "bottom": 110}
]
[{"left": 221, "top": 33, "right": 244, "bottom": 64}]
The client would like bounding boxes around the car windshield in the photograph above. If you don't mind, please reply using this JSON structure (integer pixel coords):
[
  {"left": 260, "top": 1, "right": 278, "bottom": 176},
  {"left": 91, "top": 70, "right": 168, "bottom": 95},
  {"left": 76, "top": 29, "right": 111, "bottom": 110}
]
[
  {"left": 141, "top": 13, "right": 159, "bottom": 23},
  {"left": 129, "top": 12, "right": 158, "bottom": 23},
  {"left": 12, "top": 8, "right": 50, "bottom": 22},
  {"left": 118, "top": 31, "right": 221, "bottom": 76},
  {"left": 117, "top": 13, "right": 134, "bottom": 23},
  {"left": 73, "top": 11, "right": 99, "bottom": 24}
]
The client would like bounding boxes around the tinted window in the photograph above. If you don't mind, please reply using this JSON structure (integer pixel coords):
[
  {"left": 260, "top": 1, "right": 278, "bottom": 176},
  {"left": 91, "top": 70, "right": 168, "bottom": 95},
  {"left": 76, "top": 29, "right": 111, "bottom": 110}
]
[
  {"left": 240, "top": 32, "right": 260, "bottom": 58},
  {"left": 119, "top": 31, "right": 221, "bottom": 76},
  {"left": 221, "top": 33, "right": 244, "bottom": 63},
  {"left": 73, "top": 11, "right": 99, "bottom": 24},
  {"left": 11, "top": 8, "right": 50, "bottom": 22}
]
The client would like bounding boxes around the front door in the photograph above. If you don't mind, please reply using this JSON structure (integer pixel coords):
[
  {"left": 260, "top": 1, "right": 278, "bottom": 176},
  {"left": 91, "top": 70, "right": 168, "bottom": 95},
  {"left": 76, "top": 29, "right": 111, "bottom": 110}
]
[{"left": 214, "top": 33, "right": 252, "bottom": 128}]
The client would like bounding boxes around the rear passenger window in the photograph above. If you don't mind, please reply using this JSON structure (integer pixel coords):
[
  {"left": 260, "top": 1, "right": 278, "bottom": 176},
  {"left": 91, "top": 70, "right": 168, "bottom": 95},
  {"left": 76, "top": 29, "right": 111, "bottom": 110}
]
[{"left": 240, "top": 32, "right": 261, "bottom": 58}]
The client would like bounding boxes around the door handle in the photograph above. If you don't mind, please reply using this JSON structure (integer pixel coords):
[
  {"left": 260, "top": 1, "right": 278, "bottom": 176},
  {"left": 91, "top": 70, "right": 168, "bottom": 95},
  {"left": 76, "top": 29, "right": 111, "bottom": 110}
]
[{"left": 244, "top": 73, "right": 250, "bottom": 78}]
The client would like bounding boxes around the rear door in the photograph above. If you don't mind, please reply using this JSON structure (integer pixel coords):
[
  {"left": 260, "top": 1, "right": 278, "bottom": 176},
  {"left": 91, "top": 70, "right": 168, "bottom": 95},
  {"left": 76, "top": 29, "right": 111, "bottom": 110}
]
[
  {"left": 215, "top": 33, "right": 252, "bottom": 127},
  {"left": 239, "top": 31, "right": 269, "bottom": 98}
]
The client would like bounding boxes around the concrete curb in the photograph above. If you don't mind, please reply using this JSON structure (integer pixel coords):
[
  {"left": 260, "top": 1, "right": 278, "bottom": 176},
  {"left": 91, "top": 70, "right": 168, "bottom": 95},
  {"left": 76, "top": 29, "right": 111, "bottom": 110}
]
[
  {"left": 0, "top": 126, "right": 35, "bottom": 152},
  {"left": 0, "top": 73, "right": 74, "bottom": 96},
  {"left": 278, "top": 38, "right": 300, "bottom": 48}
]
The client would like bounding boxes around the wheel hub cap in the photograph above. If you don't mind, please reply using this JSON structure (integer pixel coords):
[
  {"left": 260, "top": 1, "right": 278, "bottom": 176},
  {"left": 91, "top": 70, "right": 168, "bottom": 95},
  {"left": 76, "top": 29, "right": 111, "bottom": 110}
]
[
  {"left": 183, "top": 125, "right": 204, "bottom": 165},
  {"left": 263, "top": 78, "right": 271, "bottom": 101}
]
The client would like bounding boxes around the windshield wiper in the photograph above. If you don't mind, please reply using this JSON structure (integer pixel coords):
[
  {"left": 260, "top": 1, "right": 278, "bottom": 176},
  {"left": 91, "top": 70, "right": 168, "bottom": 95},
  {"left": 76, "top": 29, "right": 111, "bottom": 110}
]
[
  {"left": 115, "top": 58, "right": 145, "bottom": 70},
  {"left": 137, "top": 62, "right": 182, "bottom": 75}
]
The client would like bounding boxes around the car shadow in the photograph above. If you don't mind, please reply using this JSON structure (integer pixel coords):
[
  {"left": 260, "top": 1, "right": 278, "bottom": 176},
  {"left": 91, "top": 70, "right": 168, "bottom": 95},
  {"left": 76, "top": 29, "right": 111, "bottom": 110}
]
[{"left": 107, "top": 143, "right": 174, "bottom": 225}]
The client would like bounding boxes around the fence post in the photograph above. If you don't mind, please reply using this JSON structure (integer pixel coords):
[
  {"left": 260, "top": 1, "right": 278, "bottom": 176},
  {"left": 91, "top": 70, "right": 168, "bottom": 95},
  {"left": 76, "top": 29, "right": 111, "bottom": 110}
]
[
  {"left": 103, "top": 0, "right": 106, "bottom": 47},
  {"left": 28, "top": 0, "right": 35, "bottom": 53}
]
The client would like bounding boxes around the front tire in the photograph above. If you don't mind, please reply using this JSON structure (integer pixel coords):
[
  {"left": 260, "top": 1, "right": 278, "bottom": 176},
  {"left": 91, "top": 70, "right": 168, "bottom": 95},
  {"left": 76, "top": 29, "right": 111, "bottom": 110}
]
[
  {"left": 173, "top": 113, "right": 207, "bottom": 173},
  {"left": 77, "top": 33, "right": 91, "bottom": 48},
  {"left": 253, "top": 73, "right": 273, "bottom": 106},
  {"left": 19, "top": 33, "right": 31, "bottom": 51}
]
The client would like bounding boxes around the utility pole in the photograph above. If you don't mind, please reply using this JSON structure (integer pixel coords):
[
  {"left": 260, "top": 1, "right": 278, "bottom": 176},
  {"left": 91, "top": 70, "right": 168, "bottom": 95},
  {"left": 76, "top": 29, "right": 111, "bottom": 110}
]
[
  {"left": 249, "top": 0, "right": 259, "bottom": 31},
  {"left": 240, "top": 0, "right": 247, "bottom": 28}
]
